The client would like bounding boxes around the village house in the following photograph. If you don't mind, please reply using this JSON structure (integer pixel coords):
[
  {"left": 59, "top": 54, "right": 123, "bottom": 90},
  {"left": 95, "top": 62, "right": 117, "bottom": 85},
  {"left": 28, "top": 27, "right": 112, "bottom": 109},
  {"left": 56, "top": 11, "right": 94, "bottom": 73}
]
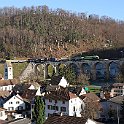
[
  {"left": 3, "top": 94, "right": 27, "bottom": 112},
  {"left": 13, "top": 83, "right": 41, "bottom": 97},
  {"left": 12, "top": 83, "right": 35, "bottom": 94},
  {"left": 44, "top": 86, "right": 85, "bottom": 118},
  {"left": 101, "top": 95, "right": 124, "bottom": 119},
  {"left": 3, "top": 84, "right": 42, "bottom": 120},
  {"left": 0, "top": 79, "right": 18, "bottom": 91},
  {"left": 110, "top": 83, "right": 124, "bottom": 97},
  {"left": 0, "top": 108, "right": 7, "bottom": 120},
  {"left": 3, "top": 92, "right": 33, "bottom": 119},
  {"left": 41, "top": 76, "right": 86, "bottom": 97},
  {"left": 49, "top": 76, "right": 69, "bottom": 88},
  {"left": 80, "top": 92, "right": 102, "bottom": 119},
  {"left": 40, "top": 76, "right": 69, "bottom": 96},
  {"left": 68, "top": 86, "right": 86, "bottom": 96}
]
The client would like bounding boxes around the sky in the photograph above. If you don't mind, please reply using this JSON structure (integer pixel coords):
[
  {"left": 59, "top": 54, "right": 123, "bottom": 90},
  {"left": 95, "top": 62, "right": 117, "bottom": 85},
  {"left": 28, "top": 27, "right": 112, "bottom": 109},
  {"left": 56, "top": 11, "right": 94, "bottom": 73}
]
[{"left": 0, "top": 0, "right": 124, "bottom": 20}]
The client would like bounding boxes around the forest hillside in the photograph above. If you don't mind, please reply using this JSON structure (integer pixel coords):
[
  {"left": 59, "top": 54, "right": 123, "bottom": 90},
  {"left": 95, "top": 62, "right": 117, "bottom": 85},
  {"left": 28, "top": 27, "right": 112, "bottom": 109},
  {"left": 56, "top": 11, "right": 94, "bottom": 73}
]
[{"left": 0, "top": 5, "right": 124, "bottom": 59}]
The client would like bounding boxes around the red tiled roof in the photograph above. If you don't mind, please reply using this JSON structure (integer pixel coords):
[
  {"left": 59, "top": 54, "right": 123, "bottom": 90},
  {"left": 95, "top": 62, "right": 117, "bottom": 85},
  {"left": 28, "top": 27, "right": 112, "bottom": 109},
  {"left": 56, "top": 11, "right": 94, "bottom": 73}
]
[
  {"left": 69, "top": 92, "right": 77, "bottom": 99},
  {"left": 0, "top": 79, "right": 18, "bottom": 86},
  {"left": 13, "top": 83, "right": 32, "bottom": 93},
  {"left": 21, "top": 89, "right": 37, "bottom": 102},
  {"left": 0, "top": 91, "right": 10, "bottom": 98},
  {"left": 80, "top": 93, "right": 102, "bottom": 111},
  {"left": 44, "top": 116, "right": 87, "bottom": 124},
  {"left": 80, "top": 92, "right": 100, "bottom": 102},
  {"left": 0, "top": 107, "right": 6, "bottom": 111}
]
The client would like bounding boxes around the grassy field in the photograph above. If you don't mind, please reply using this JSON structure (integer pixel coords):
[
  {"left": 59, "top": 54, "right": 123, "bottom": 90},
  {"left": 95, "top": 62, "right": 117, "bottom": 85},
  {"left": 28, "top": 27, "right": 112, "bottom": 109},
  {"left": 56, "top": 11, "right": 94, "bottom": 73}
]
[
  {"left": 13, "top": 63, "right": 28, "bottom": 78},
  {"left": 0, "top": 63, "right": 28, "bottom": 78},
  {"left": 0, "top": 64, "right": 4, "bottom": 76}
]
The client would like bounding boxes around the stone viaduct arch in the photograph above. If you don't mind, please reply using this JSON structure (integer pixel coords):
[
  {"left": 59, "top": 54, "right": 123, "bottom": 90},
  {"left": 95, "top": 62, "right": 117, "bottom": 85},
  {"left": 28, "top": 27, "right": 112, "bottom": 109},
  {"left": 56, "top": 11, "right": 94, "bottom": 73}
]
[{"left": 33, "top": 59, "right": 124, "bottom": 81}]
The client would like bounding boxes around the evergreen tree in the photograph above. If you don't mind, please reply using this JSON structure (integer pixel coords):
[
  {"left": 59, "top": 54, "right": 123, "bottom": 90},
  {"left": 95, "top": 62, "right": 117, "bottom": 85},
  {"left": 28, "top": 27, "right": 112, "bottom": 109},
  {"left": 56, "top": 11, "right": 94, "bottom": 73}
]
[
  {"left": 59, "top": 66, "right": 77, "bottom": 85},
  {"left": 33, "top": 96, "right": 45, "bottom": 124}
]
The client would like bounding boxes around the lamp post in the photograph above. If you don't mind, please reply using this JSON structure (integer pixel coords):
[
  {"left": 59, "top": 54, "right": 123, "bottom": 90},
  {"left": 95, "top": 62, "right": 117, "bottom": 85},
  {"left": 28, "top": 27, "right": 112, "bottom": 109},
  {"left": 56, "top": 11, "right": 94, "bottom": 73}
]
[{"left": 117, "top": 105, "right": 120, "bottom": 124}]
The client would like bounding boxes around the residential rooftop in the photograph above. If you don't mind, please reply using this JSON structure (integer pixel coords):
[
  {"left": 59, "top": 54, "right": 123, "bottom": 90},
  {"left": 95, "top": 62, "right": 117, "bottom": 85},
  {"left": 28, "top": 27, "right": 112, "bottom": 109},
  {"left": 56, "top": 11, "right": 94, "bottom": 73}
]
[
  {"left": 44, "top": 116, "right": 87, "bottom": 124},
  {"left": 44, "top": 87, "right": 77, "bottom": 101},
  {"left": 0, "top": 79, "right": 18, "bottom": 86},
  {"left": 108, "top": 95, "right": 124, "bottom": 104}
]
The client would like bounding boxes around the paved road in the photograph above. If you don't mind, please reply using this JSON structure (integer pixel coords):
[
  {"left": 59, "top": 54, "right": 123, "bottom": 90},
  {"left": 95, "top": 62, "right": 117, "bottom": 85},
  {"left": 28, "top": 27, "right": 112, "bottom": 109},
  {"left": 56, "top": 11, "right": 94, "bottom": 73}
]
[{"left": 8, "top": 118, "right": 31, "bottom": 124}]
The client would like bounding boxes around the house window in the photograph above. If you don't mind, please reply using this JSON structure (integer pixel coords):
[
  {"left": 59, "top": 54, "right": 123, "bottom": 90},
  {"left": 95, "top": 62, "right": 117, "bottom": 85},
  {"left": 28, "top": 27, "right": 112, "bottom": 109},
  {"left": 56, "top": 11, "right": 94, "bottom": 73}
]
[
  {"left": 5, "top": 87, "right": 7, "bottom": 91},
  {"left": 49, "top": 99, "right": 52, "bottom": 102},
  {"left": 0, "top": 112, "right": 3, "bottom": 117},
  {"left": 9, "top": 102, "right": 13, "bottom": 104},
  {"left": 18, "top": 106, "right": 23, "bottom": 110},
  {"left": 5, "top": 68, "right": 7, "bottom": 72},
  {"left": 5, "top": 73, "right": 8, "bottom": 76},
  {"left": 47, "top": 105, "right": 52, "bottom": 110},
  {"left": 55, "top": 106, "right": 58, "bottom": 111},
  {"left": 48, "top": 105, "right": 50, "bottom": 110},
  {"left": 16, "top": 101, "right": 20, "bottom": 104},
  {"left": 73, "top": 106, "right": 75, "bottom": 111},
  {"left": 52, "top": 106, "right": 55, "bottom": 110},
  {"left": 8, "top": 107, "right": 14, "bottom": 111},
  {"left": 62, "top": 101, "right": 65, "bottom": 104},
  {"left": 61, "top": 107, "right": 66, "bottom": 112}
]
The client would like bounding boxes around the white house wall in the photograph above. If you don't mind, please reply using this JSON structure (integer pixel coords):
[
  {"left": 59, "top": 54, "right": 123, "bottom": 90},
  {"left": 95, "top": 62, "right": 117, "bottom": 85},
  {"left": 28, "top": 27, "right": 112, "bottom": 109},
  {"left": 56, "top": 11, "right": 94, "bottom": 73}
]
[
  {"left": 3, "top": 95, "right": 25, "bottom": 111},
  {"left": 0, "top": 110, "right": 7, "bottom": 120},
  {"left": 69, "top": 97, "right": 84, "bottom": 117},
  {"left": 0, "top": 85, "right": 15, "bottom": 91},
  {"left": 110, "top": 87, "right": 124, "bottom": 97},
  {"left": 45, "top": 99, "right": 69, "bottom": 118}
]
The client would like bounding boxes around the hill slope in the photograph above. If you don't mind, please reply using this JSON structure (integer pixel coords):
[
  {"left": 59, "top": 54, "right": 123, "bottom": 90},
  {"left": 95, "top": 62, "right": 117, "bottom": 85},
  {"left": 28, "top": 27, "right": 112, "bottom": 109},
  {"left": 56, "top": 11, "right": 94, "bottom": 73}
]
[{"left": 0, "top": 5, "right": 124, "bottom": 59}]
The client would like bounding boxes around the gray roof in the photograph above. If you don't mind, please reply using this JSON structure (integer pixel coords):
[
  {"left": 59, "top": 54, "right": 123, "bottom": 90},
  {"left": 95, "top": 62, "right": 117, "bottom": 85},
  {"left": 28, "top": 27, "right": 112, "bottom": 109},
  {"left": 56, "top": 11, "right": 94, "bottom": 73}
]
[{"left": 108, "top": 95, "right": 124, "bottom": 104}]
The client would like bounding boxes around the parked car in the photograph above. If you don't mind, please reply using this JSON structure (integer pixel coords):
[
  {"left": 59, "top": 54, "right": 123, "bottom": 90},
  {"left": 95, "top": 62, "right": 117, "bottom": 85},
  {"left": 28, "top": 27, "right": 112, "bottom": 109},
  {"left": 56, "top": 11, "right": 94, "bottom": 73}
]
[
  {"left": 60, "top": 58, "right": 69, "bottom": 62},
  {"left": 13, "top": 114, "right": 24, "bottom": 119},
  {"left": 49, "top": 57, "right": 56, "bottom": 62}
]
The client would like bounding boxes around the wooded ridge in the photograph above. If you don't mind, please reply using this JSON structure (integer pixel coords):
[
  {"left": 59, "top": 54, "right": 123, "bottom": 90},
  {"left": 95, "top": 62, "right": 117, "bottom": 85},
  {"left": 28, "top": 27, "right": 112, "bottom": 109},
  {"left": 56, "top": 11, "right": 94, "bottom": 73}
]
[{"left": 0, "top": 5, "right": 124, "bottom": 59}]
